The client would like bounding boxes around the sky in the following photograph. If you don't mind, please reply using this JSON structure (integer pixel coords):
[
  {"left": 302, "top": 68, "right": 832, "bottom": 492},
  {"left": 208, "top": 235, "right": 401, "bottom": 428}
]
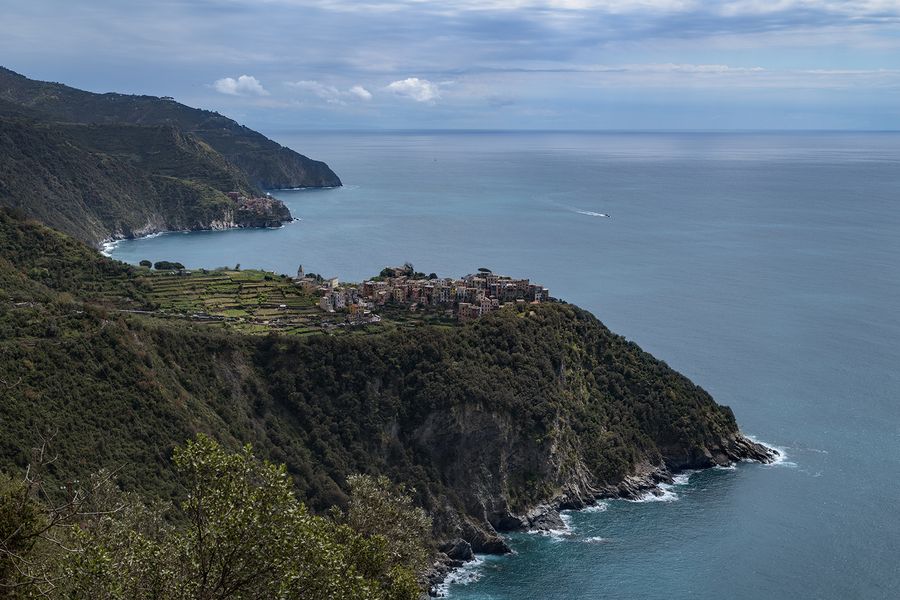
[{"left": 1, "top": 0, "right": 899, "bottom": 130}]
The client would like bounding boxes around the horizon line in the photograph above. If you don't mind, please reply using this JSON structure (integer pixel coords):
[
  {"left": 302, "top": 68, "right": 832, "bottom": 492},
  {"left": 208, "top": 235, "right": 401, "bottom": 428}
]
[{"left": 262, "top": 127, "right": 900, "bottom": 134}]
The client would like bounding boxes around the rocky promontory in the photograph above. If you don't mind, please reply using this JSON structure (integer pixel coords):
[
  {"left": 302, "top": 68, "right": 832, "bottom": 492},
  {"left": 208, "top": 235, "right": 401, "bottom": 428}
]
[
  {"left": 0, "top": 211, "right": 777, "bottom": 599},
  {"left": 233, "top": 194, "right": 293, "bottom": 228},
  {"left": 423, "top": 434, "right": 776, "bottom": 594},
  {"left": 0, "top": 66, "right": 335, "bottom": 245}
]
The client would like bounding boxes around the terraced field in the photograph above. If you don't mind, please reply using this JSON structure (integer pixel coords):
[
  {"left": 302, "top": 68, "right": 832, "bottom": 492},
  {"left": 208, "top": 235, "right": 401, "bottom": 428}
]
[
  {"left": 131, "top": 268, "right": 461, "bottom": 337},
  {"left": 138, "top": 269, "right": 328, "bottom": 335}
]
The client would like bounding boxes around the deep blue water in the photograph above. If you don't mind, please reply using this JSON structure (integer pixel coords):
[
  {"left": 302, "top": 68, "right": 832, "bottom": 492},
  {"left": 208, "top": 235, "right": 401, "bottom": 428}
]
[{"left": 109, "top": 131, "right": 900, "bottom": 599}]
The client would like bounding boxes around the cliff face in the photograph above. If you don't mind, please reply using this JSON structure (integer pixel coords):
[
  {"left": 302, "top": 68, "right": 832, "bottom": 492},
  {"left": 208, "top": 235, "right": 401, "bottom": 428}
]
[{"left": 254, "top": 307, "right": 775, "bottom": 552}]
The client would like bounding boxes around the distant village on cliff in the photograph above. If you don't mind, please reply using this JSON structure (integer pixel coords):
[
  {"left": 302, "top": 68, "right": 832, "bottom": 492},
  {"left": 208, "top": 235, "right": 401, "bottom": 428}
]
[{"left": 295, "top": 263, "right": 552, "bottom": 324}]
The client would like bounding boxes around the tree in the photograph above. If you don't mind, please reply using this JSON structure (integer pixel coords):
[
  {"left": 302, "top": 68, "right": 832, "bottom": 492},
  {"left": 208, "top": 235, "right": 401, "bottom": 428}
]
[
  {"left": 346, "top": 474, "right": 432, "bottom": 574},
  {"left": 0, "top": 435, "right": 128, "bottom": 598},
  {"left": 138, "top": 260, "right": 152, "bottom": 268},
  {"left": 1, "top": 436, "right": 424, "bottom": 600},
  {"left": 0, "top": 471, "right": 46, "bottom": 593},
  {"left": 153, "top": 261, "right": 185, "bottom": 271}
]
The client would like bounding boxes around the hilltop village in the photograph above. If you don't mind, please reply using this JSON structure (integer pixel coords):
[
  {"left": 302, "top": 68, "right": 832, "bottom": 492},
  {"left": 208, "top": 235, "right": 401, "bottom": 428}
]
[{"left": 297, "top": 264, "right": 552, "bottom": 323}]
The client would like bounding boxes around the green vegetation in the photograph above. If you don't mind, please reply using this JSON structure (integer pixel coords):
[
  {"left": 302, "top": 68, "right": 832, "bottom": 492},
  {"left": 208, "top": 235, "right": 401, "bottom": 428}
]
[
  {"left": 0, "top": 435, "right": 423, "bottom": 599},
  {"left": 379, "top": 263, "right": 427, "bottom": 280},
  {"left": 0, "top": 67, "right": 340, "bottom": 190},
  {"left": 0, "top": 209, "right": 751, "bottom": 558},
  {"left": 346, "top": 475, "right": 432, "bottom": 575},
  {"left": 153, "top": 261, "right": 185, "bottom": 271},
  {"left": 0, "top": 67, "right": 337, "bottom": 245}
]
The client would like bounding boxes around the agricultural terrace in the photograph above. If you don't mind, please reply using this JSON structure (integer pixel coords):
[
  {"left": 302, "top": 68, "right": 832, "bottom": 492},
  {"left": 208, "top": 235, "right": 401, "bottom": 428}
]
[{"left": 135, "top": 268, "right": 457, "bottom": 336}]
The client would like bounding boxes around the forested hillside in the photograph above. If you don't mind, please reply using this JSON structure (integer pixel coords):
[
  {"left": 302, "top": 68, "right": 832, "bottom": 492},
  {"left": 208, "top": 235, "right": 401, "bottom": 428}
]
[
  {"left": 0, "top": 67, "right": 340, "bottom": 189},
  {"left": 0, "top": 210, "right": 772, "bottom": 557},
  {"left": 0, "top": 67, "right": 338, "bottom": 246}
]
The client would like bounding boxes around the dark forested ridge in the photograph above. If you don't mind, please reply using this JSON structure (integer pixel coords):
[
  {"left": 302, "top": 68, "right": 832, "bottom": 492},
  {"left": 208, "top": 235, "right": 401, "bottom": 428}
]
[
  {"left": 0, "top": 210, "right": 773, "bottom": 561},
  {"left": 0, "top": 67, "right": 339, "bottom": 245},
  {"left": 0, "top": 67, "right": 340, "bottom": 189}
]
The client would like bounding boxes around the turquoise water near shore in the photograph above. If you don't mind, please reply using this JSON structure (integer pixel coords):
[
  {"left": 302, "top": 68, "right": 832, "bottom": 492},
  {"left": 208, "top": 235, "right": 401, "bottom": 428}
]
[{"left": 110, "top": 131, "right": 900, "bottom": 599}]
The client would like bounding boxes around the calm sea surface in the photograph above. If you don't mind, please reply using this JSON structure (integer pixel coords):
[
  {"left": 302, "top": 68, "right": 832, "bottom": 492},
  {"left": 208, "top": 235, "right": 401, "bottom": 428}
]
[{"left": 110, "top": 131, "right": 900, "bottom": 599}]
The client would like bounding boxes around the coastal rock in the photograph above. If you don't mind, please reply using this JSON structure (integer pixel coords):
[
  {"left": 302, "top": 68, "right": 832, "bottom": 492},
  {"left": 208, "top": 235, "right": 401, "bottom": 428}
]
[
  {"left": 423, "top": 555, "right": 457, "bottom": 598},
  {"left": 525, "top": 505, "right": 565, "bottom": 531},
  {"left": 439, "top": 539, "right": 474, "bottom": 562},
  {"left": 461, "top": 521, "right": 512, "bottom": 554},
  {"left": 660, "top": 434, "right": 777, "bottom": 471},
  {"left": 234, "top": 195, "right": 293, "bottom": 228},
  {"left": 727, "top": 435, "right": 778, "bottom": 463}
]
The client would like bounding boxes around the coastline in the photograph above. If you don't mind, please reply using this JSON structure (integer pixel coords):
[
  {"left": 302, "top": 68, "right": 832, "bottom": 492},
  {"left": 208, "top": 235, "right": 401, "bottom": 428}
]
[
  {"left": 98, "top": 219, "right": 299, "bottom": 257},
  {"left": 429, "top": 435, "right": 781, "bottom": 598},
  {"left": 266, "top": 185, "right": 342, "bottom": 191}
]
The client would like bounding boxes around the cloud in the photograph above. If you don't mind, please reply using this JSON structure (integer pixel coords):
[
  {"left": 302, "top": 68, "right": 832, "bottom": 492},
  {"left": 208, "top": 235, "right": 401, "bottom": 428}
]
[
  {"left": 386, "top": 77, "right": 442, "bottom": 102},
  {"left": 2, "top": 0, "right": 899, "bottom": 129},
  {"left": 287, "top": 80, "right": 373, "bottom": 104},
  {"left": 213, "top": 75, "right": 269, "bottom": 96},
  {"left": 349, "top": 85, "right": 373, "bottom": 100}
]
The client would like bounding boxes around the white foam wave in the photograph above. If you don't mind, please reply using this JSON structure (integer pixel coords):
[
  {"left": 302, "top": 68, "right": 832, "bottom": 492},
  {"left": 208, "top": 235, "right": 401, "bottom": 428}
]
[
  {"left": 582, "top": 536, "right": 609, "bottom": 544},
  {"left": 672, "top": 470, "right": 697, "bottom": 486},
  {"left": 630, "top": 484, "right": 679, "bottom": 503},
  {"left": 99, "top": 239, "right": 121, "bottom": 257},
  {"left": 102, "top": 231, "right": 171, "bottom": 257},
  {"left": 435, "top": 556, "right": 486, "bottom": 596},
  {"left": 532, "top": 526, "right": 573, "bottom": 540},
  {"left": 581, "top": 501, "right": 608, "bottom": 513},
  {"left": 745, "top": 436, "right": 797, "bottom": 468},
  {"left": 626, "top": 470, "right": 698, "bottom": 503}
]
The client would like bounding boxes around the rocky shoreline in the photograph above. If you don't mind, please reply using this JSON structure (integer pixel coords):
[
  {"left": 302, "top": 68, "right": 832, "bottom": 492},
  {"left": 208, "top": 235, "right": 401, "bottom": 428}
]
[
  {"left": 98, "top": 195, "right": 294, "bottom": 254},
  {"left": 424, "top": 434, "right": 778, "bottom": 597}
]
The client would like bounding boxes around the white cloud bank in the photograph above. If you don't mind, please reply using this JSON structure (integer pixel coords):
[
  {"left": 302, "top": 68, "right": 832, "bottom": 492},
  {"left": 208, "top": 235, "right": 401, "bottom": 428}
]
[
  {"left": 386, "top": 77, "right": 441, "bottom": 102},
  {"left": 349, "top": 85, "right": 373, "bottom": 100},
  {"left": 288, "top": 80, "right": 373, "bottom": 104},
  {"left": 213, "top": 75, "right": 269, "bottom": 96}
]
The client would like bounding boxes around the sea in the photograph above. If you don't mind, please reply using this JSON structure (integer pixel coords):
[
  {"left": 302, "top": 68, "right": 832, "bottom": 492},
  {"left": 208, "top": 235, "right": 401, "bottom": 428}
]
[{"left": 108, "top": 131, "right": 900, "bottom": 599}]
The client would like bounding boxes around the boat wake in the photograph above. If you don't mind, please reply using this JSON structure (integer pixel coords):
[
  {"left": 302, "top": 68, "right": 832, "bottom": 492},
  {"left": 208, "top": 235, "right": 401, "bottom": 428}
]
[{"left": 573, "top": 208, "right": 610, "bottom": 218}]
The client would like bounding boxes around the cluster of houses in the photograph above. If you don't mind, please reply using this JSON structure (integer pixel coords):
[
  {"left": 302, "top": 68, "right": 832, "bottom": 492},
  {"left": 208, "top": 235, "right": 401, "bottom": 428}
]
[{"left": 296, "top": 265, "right": 551, "bottom": 322}]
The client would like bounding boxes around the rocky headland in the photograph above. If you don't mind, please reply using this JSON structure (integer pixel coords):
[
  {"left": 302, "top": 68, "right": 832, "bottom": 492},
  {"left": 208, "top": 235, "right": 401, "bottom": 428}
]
[
  {"left": 422, "top": 428, "right": 776, "bottom": 594},
  {"left": 0, "top": 208, "right": 777, "bottom": 599},
  {"left": 0, "top": 67, "right": 336, "bottom": 246}
]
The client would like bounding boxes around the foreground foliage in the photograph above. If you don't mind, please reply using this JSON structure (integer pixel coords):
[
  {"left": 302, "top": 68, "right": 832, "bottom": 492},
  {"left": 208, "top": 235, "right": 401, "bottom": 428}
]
[{"left": 0, "top": 435, "right": 424, "bottom": 599}]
